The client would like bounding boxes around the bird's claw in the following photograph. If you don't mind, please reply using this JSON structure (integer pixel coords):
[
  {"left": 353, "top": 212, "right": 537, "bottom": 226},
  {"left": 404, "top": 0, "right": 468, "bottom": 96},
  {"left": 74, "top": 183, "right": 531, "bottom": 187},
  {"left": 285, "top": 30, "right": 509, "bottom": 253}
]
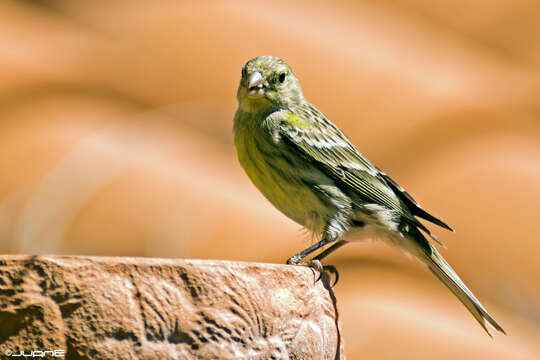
[
  {"left": 322, "top": 264, "right": 339, "bottom": 287},
  {"left": 288, "top": 259, "right": 340, "bottom": 287}
]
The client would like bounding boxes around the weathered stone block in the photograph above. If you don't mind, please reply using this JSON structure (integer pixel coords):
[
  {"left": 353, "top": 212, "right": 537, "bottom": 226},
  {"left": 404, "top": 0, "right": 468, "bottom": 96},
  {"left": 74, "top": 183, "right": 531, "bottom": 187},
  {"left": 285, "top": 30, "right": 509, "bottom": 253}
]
[{"left": 0, "top": 256, "right": 344, "bottom": 359}]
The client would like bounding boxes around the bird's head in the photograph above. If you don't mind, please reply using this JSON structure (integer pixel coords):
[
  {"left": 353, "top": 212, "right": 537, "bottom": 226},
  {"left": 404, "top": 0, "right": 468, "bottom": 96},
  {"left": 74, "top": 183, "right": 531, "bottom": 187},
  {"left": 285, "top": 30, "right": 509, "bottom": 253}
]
[{"left": 237, "top": 56, "right": 303, "bottom": 114}]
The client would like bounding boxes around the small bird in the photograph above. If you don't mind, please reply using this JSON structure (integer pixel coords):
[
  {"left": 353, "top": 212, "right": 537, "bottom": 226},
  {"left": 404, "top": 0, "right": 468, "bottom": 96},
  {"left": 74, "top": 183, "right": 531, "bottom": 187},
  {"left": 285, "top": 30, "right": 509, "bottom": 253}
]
[{"left": 233, "top": 55, "right": 505, "bottom": 336}]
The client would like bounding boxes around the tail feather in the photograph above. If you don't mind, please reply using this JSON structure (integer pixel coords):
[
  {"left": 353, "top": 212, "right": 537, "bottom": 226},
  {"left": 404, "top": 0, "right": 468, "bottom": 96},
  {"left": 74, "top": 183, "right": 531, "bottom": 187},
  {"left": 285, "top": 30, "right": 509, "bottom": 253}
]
[{"left": 426, "top": 245, "right": 506, "bottom": 336}]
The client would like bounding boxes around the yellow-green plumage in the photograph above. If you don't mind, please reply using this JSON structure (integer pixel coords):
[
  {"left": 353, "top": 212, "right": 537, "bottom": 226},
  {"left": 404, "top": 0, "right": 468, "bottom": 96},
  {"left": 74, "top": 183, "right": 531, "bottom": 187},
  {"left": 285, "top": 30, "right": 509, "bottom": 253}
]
[
  {"left": 233, "top": 56, "right": 504, "bottom": 336},
  {"left": 235, "top": 109, "right": 330, "bottom": 233}
]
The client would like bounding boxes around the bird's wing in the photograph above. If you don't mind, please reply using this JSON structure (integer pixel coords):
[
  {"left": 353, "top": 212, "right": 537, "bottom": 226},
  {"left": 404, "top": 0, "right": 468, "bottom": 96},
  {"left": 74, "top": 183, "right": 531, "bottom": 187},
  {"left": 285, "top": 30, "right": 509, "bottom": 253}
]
[
  {"left": 376, "top": 170, "right": 453, "bottom": 231},
  {"left": 275, "top": 107, "right": 452, "bottom": 236}
]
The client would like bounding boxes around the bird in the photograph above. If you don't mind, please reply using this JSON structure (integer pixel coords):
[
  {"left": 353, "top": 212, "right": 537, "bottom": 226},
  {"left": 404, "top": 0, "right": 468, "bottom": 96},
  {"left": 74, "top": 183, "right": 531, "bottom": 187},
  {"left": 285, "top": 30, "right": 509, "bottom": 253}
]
[{"left": 233, "top": 55, "right": 505, "bottom": 336}]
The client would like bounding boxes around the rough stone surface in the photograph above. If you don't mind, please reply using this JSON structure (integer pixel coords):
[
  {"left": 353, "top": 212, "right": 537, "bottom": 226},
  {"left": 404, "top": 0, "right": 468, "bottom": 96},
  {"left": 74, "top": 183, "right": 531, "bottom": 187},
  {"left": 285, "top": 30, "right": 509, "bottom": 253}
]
[{"left": 0, "top": 255, "right": 344, "bottom": 359}]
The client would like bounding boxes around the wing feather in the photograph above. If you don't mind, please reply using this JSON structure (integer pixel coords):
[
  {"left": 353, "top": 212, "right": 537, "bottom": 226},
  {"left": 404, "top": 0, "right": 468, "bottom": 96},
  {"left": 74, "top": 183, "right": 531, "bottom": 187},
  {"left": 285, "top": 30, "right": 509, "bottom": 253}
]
[
  {"left": 279, "top": 111, "right": 402, "bottom": 213},
  {"left": 379, "top": 171, "right": 454, "bottom": 231},
  {"left": 276, "top": 106, "right": 452, "bottom": 236}
]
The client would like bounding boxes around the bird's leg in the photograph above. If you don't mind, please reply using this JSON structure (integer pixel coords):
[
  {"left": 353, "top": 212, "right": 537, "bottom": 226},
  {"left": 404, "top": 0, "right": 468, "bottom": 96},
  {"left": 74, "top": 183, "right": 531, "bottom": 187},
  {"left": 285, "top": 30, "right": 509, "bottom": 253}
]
[
  {"left": 287, "top": 201, "right": 350, "bottom": 264},
  {"left": 286, "top": 235, "right": 336, "bottom": 285},
  {"left": 287, "top": 214, "right": 348, "bottom": 284},
  {"left": 312, "top": 239, "right": 349, "bottom": 261},
  {"left": 286, "top": 236, "right": 336, "bottom": 265},
  {"left": 309, "top": 240, "right": 349, "bottom": 286}
]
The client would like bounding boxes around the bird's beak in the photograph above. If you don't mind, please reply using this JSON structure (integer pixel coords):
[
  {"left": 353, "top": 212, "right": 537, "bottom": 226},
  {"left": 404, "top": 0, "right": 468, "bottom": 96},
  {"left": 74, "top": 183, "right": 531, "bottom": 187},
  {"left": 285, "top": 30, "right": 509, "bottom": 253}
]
[{"left": 247, "top": 72, "right": 265, "bottom": 94}]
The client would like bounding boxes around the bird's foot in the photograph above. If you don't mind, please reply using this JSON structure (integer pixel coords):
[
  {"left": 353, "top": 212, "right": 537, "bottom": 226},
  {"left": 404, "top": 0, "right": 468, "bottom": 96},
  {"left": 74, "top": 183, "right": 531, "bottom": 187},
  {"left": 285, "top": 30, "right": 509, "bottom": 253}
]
[{"left": 287, "top": 258, "right": 339, "bottom": 287}]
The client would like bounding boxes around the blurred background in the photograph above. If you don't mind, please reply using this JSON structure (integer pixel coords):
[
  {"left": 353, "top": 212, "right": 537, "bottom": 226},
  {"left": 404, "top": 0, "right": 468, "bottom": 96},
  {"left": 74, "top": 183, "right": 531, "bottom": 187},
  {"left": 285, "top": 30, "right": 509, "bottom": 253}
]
[{"left": 0, "top": 0, "right": 539, "bottom": 358}]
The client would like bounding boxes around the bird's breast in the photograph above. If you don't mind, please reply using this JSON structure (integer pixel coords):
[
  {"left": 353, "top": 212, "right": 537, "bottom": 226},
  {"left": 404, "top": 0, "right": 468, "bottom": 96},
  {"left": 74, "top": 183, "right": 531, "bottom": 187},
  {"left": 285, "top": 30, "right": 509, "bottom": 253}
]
[{"left": 234, "top": 124, "right": 330, "bottom": 233}]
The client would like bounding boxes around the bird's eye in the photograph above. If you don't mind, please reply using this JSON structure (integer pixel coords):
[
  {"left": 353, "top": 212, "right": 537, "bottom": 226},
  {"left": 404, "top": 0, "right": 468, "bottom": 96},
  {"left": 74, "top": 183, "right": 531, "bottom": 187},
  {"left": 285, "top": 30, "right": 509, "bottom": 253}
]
[{"left": 278, "top": 72, "right": 286, "bottom": 83}]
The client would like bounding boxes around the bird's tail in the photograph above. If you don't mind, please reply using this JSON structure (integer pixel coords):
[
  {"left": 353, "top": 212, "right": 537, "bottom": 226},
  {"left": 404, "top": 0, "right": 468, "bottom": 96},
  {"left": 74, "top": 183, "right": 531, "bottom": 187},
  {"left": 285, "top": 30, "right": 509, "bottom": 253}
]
[
  {"left": 424, "top": 243, "right": 505, "bottom": 336},
  {"left": 407, "top": 227, "right": 505, "bottom": 336}
]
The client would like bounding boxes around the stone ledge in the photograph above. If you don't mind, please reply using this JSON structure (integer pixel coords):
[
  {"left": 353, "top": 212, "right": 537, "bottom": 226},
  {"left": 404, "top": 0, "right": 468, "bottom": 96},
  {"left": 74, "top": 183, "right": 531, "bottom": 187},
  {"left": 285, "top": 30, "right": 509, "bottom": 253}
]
[{"left": 0, "top": 255, "right": 344, "bottom": 359}]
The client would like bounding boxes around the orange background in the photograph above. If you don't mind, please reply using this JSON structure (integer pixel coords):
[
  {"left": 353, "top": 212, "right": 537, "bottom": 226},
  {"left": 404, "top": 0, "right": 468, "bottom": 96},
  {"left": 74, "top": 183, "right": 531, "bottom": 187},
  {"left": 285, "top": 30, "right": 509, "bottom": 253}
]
[{"left": 0, "top": 1, "right": 539, "bottom": 358}]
